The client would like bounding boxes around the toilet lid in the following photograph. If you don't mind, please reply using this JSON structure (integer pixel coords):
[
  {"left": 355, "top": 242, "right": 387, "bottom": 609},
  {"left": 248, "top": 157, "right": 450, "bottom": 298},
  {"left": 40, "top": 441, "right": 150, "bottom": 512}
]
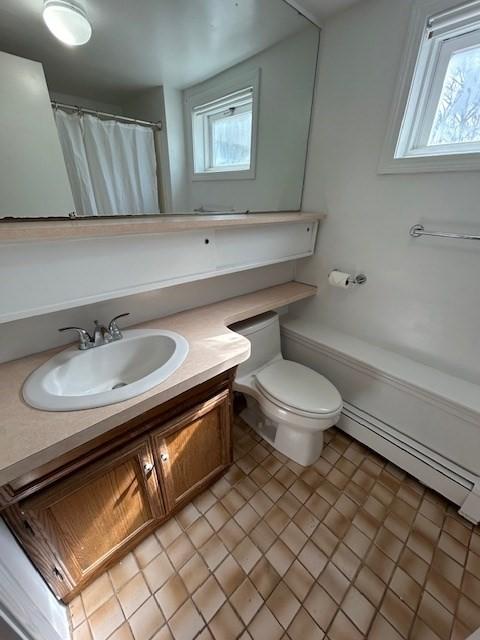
[{"left": 256, "top": 360, "right": 342, "bottom": 415}]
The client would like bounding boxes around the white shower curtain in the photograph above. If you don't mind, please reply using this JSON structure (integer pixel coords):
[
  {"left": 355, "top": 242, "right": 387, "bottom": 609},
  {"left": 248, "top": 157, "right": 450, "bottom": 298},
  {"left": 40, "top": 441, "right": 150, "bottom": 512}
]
[
  {"left": 54, "top": 110, "right": 98, "bottom": 215},
  {"left": 54, "top": 110, "right": 160, "bottom": 216}
]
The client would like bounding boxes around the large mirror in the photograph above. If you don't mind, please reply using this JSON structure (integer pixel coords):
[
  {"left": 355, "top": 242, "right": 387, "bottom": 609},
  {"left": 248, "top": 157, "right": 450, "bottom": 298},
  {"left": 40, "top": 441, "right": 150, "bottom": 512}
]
[{"left": 0, "top": 0, "right": 319, "bottom": 218}]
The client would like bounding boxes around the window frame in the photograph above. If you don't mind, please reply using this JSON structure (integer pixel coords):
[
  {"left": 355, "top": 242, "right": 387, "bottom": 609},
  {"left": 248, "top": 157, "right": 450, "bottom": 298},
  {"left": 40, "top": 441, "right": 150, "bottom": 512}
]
[
  {"left": 194, "top": 88, "right": 253, "bottom": 174},
  {"left": 185, "top": 69, "right": 260, "bottom": 182},
  {"left": 379, "top": 0, "right": 480, "bottom": 174}
]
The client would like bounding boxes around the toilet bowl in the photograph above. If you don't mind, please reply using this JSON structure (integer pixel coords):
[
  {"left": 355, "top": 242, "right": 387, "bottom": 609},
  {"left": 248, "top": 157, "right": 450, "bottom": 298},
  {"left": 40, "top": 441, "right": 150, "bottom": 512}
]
[{"left": 231, "top": 312, "right": 343, "bottom": 466}]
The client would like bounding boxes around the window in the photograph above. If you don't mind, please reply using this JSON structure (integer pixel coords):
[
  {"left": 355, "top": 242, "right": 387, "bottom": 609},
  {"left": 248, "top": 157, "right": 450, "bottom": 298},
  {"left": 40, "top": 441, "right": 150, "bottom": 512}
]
[
  {"left": 186, "top": 70, "right": 259, "bottom": 180},
  {"left": 379, "top": 0, "right": 480, "bottom": 173},
  {"left": 192, "top": 88, "right": 253, "bottom": 174}
]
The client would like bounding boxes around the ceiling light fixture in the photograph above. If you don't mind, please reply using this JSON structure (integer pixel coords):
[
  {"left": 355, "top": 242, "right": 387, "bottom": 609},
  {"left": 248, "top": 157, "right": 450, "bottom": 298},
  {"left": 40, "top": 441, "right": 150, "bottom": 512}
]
[{"left": 42, "top": 0, "right": 92, "bottom": 46}]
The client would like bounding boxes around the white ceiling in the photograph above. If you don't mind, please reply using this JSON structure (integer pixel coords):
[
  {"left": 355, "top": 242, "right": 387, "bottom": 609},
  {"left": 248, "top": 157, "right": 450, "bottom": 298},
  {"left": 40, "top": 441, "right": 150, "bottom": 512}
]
[{"left": 0, "top": 0, "right": 356, "bottom": 103}]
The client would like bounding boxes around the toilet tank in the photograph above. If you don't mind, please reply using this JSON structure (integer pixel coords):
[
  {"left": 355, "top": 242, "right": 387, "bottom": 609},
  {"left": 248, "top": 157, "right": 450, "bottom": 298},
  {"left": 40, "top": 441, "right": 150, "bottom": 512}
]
[{"left": 230, "top": 312, "right": 281, "bottom": 377}]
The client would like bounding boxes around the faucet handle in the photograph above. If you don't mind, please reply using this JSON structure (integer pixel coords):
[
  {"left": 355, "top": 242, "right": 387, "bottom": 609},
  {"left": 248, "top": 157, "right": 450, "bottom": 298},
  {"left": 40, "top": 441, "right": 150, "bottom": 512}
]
[
  {"left": 108, "top": 313, "right": 130, "bottom": 339},
  {"left": 58, "top": 326, "right": 92, "bottom": 350}
]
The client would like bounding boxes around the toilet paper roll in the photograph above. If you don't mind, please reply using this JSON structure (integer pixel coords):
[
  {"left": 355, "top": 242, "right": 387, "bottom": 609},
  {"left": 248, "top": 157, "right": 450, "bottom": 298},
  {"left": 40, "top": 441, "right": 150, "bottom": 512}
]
[{"left": 328, "top": 270, "right": 351, "bottom": 289}]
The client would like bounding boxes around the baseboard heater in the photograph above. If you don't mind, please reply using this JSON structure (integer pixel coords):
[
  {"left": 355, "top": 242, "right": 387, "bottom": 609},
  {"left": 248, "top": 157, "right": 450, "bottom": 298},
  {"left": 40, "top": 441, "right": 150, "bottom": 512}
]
[{"left": 340, "top": 400, "right": 473, "bottom": 505}]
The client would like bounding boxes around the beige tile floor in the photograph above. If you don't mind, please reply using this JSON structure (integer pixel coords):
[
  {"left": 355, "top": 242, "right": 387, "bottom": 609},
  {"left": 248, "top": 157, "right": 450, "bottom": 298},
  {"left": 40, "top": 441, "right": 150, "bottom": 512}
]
[{"left": 70, "top": 417, "right": 480, "bottom": 640}]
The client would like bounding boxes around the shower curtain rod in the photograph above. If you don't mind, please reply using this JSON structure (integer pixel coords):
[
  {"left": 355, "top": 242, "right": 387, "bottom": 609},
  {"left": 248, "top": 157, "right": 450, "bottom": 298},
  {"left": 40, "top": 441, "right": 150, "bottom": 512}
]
[{"left": 51, "top": 101, "right": 162, "bottom": 131}]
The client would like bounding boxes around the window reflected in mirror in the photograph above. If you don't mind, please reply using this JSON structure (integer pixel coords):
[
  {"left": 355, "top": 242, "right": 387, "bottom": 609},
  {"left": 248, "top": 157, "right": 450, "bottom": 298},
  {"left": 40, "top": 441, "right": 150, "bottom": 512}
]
[{"left": 192, "top": 86, "right": 255, "bottom": 176}]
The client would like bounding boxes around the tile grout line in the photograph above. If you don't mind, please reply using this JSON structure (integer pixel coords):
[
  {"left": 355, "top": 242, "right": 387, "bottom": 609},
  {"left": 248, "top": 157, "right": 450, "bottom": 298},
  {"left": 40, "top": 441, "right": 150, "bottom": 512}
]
[
  {"left": 322, "top": 434, "right": 478, "bottom": 640},
  {"left": 74, "top": 421, "right": 480, "bottom": 640},
  {"left": 447, "top": 517, "right": 474, "bottom": 640},
  {"left": 321, "top": 458, "right": 412, "bottom": 638},
  {"left": 109, "top": 431, "right": 418, "bottom": 638},
  {"left": 374, "top": 488, "right": 444, "bottom": 640}
]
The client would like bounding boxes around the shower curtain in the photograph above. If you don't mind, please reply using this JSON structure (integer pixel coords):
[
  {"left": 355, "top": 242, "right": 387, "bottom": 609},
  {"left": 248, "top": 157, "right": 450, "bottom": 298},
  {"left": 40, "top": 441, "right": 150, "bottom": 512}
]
[{"left": 54, "top": 109, "right": 160, "bottom": 216}]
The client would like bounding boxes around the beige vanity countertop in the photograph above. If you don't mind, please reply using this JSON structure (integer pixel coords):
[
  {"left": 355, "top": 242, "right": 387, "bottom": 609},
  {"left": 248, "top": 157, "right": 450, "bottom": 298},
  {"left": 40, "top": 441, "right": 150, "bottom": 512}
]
[
  {"left": 0, "top": 211, "right": 326, "bottom": 242},
  {"left": 0, "top": 281, "right": 316, "bottom": 485}
]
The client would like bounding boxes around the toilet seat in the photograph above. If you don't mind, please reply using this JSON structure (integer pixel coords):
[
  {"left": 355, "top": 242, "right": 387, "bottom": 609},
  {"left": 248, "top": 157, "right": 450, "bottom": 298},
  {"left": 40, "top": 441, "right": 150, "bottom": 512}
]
[{"left": 255, "top": 360, "right": 343, "bottom": 418}]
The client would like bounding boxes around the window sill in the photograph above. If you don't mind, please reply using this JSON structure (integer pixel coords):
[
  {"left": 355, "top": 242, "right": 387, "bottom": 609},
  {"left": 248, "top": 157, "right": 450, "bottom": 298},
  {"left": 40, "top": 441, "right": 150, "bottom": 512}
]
[
  {"left": 192, "top": 168, "right": 256, "bottom": 181},
  {"left": 378, "top": 152, "right": 480, "bottom": 174}
]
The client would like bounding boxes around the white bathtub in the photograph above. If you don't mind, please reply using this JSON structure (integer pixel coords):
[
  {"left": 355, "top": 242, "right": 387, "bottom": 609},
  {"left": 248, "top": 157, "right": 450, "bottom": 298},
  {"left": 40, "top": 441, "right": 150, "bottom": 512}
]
[{"left": 281, "top": 317, "right": 480, "bottom": 524}]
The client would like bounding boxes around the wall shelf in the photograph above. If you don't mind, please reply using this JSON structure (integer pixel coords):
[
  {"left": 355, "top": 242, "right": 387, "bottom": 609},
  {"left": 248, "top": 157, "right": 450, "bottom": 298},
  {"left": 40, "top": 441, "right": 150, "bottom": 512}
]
[
  {"left": 0, "top": 211, "right": 325, "bottom": 243},
  {"left": 0, "top": 214, "right": 323, "bottom": 323}
]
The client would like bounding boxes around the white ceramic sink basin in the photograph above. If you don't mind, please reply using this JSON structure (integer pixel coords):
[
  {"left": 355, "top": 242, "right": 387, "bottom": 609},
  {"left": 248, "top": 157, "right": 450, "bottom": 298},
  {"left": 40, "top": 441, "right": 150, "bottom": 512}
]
[{"left": 23, "top": 329, "right": 189, "bottom": 411}]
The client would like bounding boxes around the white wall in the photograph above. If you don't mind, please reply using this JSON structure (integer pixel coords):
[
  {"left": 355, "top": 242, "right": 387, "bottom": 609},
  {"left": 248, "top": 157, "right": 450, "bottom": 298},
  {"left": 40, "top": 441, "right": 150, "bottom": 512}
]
[
  {"left": 184, "top": 26, "right": 319, "bottom": 213},
  {"left": 0, "top": 52, "right": 75, "bottom": 219},
  {"left": 163, "top": 85, "right": 188, "bottom": 212},
  {"left": 0, "top": 262, "right": 295, "bottom": 363},
  {"left": 50, "top": 91, "right": 124, "bottom": 116},
  {"left": 0, "top": 520, "right": 69, "bottom": 640},
  {"left": 295, "top": 0, "right": 480, "bottom": 385}
]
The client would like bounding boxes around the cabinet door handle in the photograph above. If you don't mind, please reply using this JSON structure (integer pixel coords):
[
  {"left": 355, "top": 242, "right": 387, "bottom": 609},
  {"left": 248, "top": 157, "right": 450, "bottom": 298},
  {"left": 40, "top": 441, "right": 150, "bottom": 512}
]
[
  {"left": 160, "top": 453, "right": 169, "bottom": 463},
  {"left": 143, "top": 462, "right": 154, "bottom": 474},
  {"left": 23, "top": 520, "right": 36, "bottom": 537},
  {"left": 53, "top": 567, "right": 64, "bottom": 581}
]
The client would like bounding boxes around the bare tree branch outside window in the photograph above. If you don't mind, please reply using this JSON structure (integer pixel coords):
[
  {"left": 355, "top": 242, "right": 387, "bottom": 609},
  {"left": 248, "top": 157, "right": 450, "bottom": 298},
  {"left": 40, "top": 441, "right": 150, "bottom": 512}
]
[{"left": 429, "top": 45, "right": 480, "bottom": 145}]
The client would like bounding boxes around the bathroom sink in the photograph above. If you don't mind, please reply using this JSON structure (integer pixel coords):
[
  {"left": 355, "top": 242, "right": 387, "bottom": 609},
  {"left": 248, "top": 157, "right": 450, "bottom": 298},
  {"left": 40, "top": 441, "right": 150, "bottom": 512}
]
[{"left": 23, "top": 329, "right": 189, "bottom": 411}]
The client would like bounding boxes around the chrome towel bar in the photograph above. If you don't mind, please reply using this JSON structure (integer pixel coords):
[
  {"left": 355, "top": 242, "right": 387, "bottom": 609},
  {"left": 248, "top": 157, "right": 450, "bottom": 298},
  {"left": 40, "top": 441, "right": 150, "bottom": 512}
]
[{"left": 409, "top": 224, "right": 480, "bottom": 241}]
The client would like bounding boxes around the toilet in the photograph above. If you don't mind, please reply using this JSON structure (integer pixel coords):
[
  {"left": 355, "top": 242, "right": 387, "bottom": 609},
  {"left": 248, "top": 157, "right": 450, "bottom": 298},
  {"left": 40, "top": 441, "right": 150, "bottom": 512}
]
[{"left": 231, "top": 312, "right": 343, "bottom": 466}]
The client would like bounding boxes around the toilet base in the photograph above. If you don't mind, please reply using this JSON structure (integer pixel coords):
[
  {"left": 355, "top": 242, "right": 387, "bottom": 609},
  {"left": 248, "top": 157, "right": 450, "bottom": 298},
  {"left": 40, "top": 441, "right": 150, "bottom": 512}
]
[{"left": 240, "top": 397, "right": 325, "bottom": 467}]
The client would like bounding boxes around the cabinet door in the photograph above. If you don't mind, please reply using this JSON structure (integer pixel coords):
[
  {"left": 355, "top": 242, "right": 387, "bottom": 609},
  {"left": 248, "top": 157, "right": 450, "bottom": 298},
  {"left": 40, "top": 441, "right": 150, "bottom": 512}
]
[
  {"left": 152, "top": 389, "right": 232, "bottom": 509},
  {"left": 20, "top": 437, "right": 164, "bottom": 589}
]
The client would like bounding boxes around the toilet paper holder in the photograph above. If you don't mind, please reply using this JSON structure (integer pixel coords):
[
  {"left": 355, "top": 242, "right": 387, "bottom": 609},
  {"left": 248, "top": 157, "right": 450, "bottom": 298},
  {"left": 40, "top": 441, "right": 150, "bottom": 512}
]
[{"left": 329, "top": 269, "right": 367, "bottom": 287}]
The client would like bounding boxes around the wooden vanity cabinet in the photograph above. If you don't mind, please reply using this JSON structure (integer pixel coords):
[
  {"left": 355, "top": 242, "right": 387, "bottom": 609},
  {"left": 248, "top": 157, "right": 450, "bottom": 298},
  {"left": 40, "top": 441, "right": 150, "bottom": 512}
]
[
  {"left": 1, "top": 371, "right": 234, "bottom": 601},
  {"left": 18, "top": 437, "right": 164, "bottom": 593},
  {"left": 152, "top": 389, "right": 231, "bottom": 510}
]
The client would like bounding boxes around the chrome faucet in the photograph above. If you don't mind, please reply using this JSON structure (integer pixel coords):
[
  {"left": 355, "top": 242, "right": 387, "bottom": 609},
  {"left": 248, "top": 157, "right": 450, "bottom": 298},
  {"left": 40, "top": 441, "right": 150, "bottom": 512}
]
[
  {"left": 59, "top": 313, "right": 130, "bottom": 350},
  {"left": 92, "top": 320, "right": 113, "bottom": 346}
]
